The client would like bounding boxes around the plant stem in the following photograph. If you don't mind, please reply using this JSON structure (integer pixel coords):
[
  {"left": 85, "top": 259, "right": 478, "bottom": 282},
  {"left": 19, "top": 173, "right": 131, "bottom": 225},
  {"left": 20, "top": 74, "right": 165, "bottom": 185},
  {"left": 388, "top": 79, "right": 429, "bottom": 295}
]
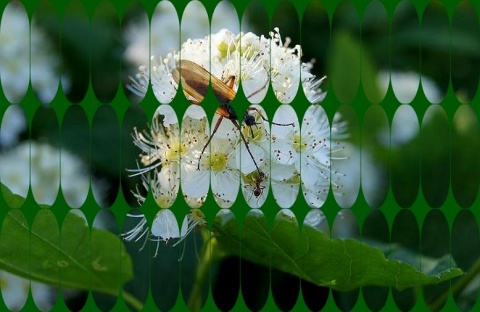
[
  {"left": 429, "top": 257, "right": 480, "bottom": 311},
  {"left": 187, "top": 233, "right": 218, "bottom": 312},
  {"left": 122, "top": 289, "right": 144, "bottom": 311}
]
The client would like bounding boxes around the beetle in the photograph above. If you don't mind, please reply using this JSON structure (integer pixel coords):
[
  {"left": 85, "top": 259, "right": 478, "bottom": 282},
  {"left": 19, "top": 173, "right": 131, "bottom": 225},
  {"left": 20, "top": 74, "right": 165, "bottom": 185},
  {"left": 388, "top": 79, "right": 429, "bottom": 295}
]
[{"left": 171, "top": 60, "right": 293, "bottom": 173}]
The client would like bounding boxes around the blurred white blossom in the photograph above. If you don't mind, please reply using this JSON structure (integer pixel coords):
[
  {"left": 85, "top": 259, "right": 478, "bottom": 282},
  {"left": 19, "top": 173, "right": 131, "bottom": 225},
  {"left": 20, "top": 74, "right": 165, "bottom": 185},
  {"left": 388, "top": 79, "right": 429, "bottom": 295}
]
[
  {"left": 30, "top": 16, "right": 63, "bottom": 103},
  {"left": 0, "top": 141, "right": 92, "bottom": 206},
  {"left": 0, "top": 3, "right": 29, "bottom": 102},
  {"left": 0, "top": 271, "right": 53, "bottom": 312},
  {"left": 0, "top": 3, "right": 66, "bottom": 103},
  {"left": 378, "top": 70, "right": 442, "bottom": 104},
  {"left": 378, "top": 71, "right": 442, "bottom": 148},
  {"left": 0, "top": 105, "right": 26, "bottom": 148},
  {"left": 378, "top": 70, "right": 417, "bottom": 104}
]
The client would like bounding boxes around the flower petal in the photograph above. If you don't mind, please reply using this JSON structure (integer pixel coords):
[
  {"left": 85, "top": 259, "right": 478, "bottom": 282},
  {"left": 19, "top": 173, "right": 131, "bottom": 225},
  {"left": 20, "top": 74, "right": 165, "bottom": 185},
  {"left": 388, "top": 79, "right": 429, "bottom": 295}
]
[
  {"left": 212, "top": 170, "right": 239, "bottom": 202},
  {"left": 151, "top": 209, "right": 180, "bottom": 239},
  {"left": 272, "top": 179, "right": 299, "bottom": 208},
  {"left": 181, "top": 167, "right": 209, "bottom": 198},
  {"left": 240, "top": 143, "right": 266, "bottom": 174},
  {"left": 300, "top": 153, "right": 328, "bottom": 188},
  {"left": 271, "top": 163, "right": 296, "bottom": 181},
  {"left": 156, "top": 104, "right": 178, "bottom": 126},
  {"left": 271, "top": 139, "right": 297, "bottom": 165}
]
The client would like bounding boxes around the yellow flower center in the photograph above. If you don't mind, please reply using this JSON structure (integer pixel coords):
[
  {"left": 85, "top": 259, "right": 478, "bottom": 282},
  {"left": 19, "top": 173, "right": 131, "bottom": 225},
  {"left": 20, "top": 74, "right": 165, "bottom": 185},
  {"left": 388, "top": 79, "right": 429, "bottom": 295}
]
[
  {"left": 243, "top": 123, "right": 263, "bottom": 141},
  {"left": 210, "top": 152, "right": 228, "bottom": 172},
  {"left": 155, "top": 195, "right": 172, "bottom": 208},
  {"left": 163, "top": 143, "right": 185, "bottom": 165},
  {"left": 292, "top": 134, "right": 307, "bottom": 152}
]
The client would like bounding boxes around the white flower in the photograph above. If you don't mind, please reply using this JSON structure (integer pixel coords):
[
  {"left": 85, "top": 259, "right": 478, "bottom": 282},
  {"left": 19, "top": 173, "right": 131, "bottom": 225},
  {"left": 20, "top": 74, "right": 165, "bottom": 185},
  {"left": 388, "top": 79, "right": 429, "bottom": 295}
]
[
  {"left": 121, "top": 28, "right": 359, "bottom": 285},
  {"left": 182, "top": 132, "right": 240, "bottom": 207},
  {"left": 122, "top": 209, "right": 206, "bottom": 258},
  {"left": 151, "top": 209, "right": 206, "bottom": 256},
  {"left": 60, "top": 147, "right": 94, "bottom": 208},
  {"left": 128, "top": 105, "right": 181, "bottom": 207},
  {"left": 269, "top": 28, "right": 302, "bottom": 103},
  {"left": 130, "top": 104, "right": 231, "bottom": 207},
  {"left": 130, "top": 104, "right": 241, "bottom": 208},
  {"left": 0, "top": 271, "right": 28, "bottom": 311},
  {"left": 270, "top": 105, "right": 348, "bottom": 208},
  {"left": 389, "top": 104, "right": 420, "bottom": 148},
  {"left": 178, "top": 106, "right": 213, "bottom": 206},
  {"left": 269, "top": 27, "right": 328, "bottom": 104},
  {"left": 330, "top": 143, "right": 359, "bottom": 208},
  {"left": 128, "top": 28, "right": 327, "bottom": 106},
  {"left": 377, "top": 70, "right": 425, "bottom": 148},
  {"left": 269, "top": 105, "right": 299, "bottom": 207},
  {"left": 127, "top": 55, "right": 178, "bottom": 103}
]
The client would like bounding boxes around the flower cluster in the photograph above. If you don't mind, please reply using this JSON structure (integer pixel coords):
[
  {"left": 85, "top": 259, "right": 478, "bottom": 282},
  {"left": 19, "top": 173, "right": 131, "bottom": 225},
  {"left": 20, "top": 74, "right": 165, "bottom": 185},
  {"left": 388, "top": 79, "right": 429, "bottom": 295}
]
[
  {"left": 128, "top": 28, "right": 346, "bottom": 206},
  {"left": 129, "top": 27, "right": 326, "bottom": 104},
  {"left": 124, "top": 28, "right": 348, "bottom": 251}
]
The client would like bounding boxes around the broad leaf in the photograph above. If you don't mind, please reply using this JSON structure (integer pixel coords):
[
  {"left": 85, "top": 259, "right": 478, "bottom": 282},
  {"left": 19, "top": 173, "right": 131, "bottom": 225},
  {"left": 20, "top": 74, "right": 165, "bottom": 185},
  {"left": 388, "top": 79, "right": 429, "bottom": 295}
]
[
  {"left": 0, "top": 183, "right": 133, "bottom": 295},
  {"left": 213, "top": 211, "right": 463, "bottom": 291}
]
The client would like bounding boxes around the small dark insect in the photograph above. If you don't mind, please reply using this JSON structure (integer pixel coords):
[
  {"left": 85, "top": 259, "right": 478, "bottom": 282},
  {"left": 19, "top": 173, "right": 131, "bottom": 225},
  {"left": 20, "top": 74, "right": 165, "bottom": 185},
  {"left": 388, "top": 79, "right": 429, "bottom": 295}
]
[
  {"left": 253, "top": 170, "right": 266, "bottom": 198},
  {"left": 171, "top": 60, "right": 293, "bottom": 173},
  {"left": 243, "top": 107, "right": 294, "bottom": 139}
]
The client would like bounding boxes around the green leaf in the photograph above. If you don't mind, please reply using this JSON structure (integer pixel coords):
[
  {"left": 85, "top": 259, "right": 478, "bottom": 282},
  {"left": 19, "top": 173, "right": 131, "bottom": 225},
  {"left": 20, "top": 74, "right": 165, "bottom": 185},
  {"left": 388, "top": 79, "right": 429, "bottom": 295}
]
[
  {"left": 58, "top": 212, "right": 132, "bottom": 295},
  {"left": 1, "top": 183, "right": 28, "bottom": 209},
  {"left": 213, "top": 212, "right": 463, "bottom": 291},
  {"left": 0, "top": 184, "right": 133, "bottom": 295}
]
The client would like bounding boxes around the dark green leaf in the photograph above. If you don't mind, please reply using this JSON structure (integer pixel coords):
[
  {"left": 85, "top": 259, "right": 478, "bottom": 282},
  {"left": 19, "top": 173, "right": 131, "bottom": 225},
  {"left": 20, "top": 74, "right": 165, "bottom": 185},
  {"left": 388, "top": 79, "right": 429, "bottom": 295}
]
[
  {"left": 213, "top": 212, "right": 463, "bottom": 291},
  {"left": 328, "top": 30, "right": 361, "bottom": 104}
]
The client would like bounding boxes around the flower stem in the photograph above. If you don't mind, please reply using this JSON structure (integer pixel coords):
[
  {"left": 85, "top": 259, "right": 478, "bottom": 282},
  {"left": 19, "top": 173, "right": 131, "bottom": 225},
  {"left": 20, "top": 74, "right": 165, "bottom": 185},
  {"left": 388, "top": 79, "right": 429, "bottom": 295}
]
[
  {"left": 429, "top": 258, "right": 478, "bottom": 311},
  {"left": 187, "top": 232, "right": 219, "bottom": 312},
  {"left": 122, "top": 289, "right": 144, "bottom": 311}
]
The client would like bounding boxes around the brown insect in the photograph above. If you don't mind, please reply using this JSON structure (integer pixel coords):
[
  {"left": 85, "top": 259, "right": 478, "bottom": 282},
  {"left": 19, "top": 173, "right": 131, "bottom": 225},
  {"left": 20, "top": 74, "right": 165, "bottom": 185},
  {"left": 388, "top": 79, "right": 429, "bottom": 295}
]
[
  {"left": 171, "top": 59, "right": 293, "bottom": 174},
  {"left": 243, "top": 170, "right": 268, "bottom": 206}
]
